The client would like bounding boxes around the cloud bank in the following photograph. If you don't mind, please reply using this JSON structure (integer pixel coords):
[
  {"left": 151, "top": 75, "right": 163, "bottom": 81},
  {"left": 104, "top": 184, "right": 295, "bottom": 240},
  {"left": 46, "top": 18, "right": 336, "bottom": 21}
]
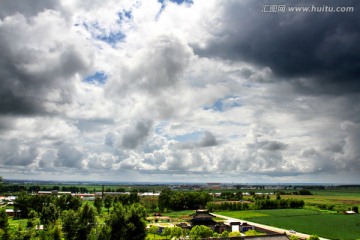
[{"left": 0, "top": 0, "right": 359, "bottom": 183}]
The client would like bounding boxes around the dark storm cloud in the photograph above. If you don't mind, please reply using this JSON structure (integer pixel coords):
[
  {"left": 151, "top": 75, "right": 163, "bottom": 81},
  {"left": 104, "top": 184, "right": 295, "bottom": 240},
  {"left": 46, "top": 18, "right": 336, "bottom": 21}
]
[
  {"left": 121, "top": 119, "right": 153, "bottom": 149},
  {"left": 38, "top": 150, "right": 56, "bottom": 169},
  {"left": 75, "top": 118, "right": 115, "bottom": 133},
  {"left": 0, "top": 140, "right": 38, "bottom": 166},
  {"left": 324, "top": 141, "right": 345, "bottom": 154},
  {"left": 0, "top": 8, "right": 92, "bottom": 116},
  {"left": 54, "top": 144, "right": 83, "bottom": 168},
  {"left": 195, "top": 0, "right": 360, "bottom": 95},
  {"left": 0, "top": 0, "right": 61, "bottom": 19},
  {"left": 259, "top": 141, "right": 287, "bottom": 151},
  {"left": 198, "top": 131, "right": 219, "bottom": 147},
  {"left": 179, "top": 131, "right": 219, "bottom": 149},
  {"left": 0, "top": 117, "right": 14, "bottom": 131}
]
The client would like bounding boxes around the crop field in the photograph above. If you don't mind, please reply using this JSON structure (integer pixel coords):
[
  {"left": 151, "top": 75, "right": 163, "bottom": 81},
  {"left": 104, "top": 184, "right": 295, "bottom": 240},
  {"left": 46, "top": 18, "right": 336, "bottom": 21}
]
[
  {"left": 279, "top": 189, "right": 360, "bottom": 212},
  {"left": 216, "top": 209, "right": 360, "bottom": 240}
]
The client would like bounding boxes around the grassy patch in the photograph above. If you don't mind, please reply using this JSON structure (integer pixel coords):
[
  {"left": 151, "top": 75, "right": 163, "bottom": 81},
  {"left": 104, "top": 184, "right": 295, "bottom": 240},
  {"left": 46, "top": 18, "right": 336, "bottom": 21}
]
[
  {"left": 146, "top": 233, "right": 168, "bottom": 239},
  {"left": 217, "top": 209, "right": 360, "bottom": 240},
  {"left": 215, "top": 211, "right": 269, "bottom": 219},
  {"left": 8, "top": 218, "right": 28, "bottom": 231},
  {"left": 161, "top": 210, "right": 195, "bottom": 218}
]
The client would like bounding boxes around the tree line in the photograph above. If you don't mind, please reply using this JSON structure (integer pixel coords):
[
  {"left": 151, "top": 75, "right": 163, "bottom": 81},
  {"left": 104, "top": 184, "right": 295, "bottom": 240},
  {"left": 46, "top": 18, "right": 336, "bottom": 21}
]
[
  {"left": 0, "top": 185, "right": 90, "bottom": 194},
  {"left": 206, "top": 198, "right": 304, "bottom": 211},
  {"left": 0, "top": 192, "right": 147, "bottom": 240},
  {"left": 158, "top": 189, "right": 212, "bottom": 211}
]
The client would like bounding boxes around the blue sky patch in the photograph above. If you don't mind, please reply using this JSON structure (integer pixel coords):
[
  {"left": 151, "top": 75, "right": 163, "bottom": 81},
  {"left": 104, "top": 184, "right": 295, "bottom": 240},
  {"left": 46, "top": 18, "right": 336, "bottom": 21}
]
[
  {"left": 118, "top": 10, "right": 132, "bottom": 21},
  {"left": 82, "top": 22, "right": 125, "bottom": 46},
  {"left": 158, "top": 0, "right": 193, "bottom": 5},
  {"left": 156, "top": 0, "right": 193, "bottom": 19},
  {"left": 174, "top": 131, "right": 202, "bottom": 142},
  {"left": 203, "top": 96, "right": 242, "bottom": 112},
  {"left": 97, "top": 31, "right": 125, "bottom": 46},
  {"left": 84, "top": 71, "right": 108, "bottom": 84}
]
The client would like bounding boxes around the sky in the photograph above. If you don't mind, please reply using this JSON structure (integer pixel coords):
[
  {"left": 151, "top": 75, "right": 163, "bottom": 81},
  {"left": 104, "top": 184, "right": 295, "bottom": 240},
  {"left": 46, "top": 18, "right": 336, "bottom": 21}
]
[{"left": 0, "top": 0, "right": 359, "bottom": 184}]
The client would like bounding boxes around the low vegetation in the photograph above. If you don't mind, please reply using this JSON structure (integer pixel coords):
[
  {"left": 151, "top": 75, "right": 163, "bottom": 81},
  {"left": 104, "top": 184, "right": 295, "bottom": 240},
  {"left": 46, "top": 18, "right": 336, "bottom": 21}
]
[{"left": 1, "top": 178, "right": 359, "bottom": 239}]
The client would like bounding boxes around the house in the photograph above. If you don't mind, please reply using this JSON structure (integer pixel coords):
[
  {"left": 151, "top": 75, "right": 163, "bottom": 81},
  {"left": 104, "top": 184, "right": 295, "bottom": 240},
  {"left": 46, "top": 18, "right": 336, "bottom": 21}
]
[
  {"left": 190, "top": 209, "right": 218, "bottom": 230},
  {"left": 345, "top": 210, "right": 356, "bottom": 215},
  {"left": 37, "top": 191, "right": 71, "bottom": 195},
  {"left": 5, "top": 209, "right": 21, "bottom": 217},
  {"left": 73, "top": 193, "right": 95, "bottom": 200},
  {"left": 5, "top": 209, "right": 15, "bottom": 216},
  {"left": 189, "top": 209, "right": 257, "bottom": 235},
  {"left": 226, "top": 221, "right": 256, "bottom": 232}
]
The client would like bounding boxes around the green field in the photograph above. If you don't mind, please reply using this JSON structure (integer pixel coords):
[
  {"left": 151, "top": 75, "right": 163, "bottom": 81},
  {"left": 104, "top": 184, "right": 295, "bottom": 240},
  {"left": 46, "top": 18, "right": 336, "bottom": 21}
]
[{"left": 216, "top": 209, "right": 360, "bottom": 240}]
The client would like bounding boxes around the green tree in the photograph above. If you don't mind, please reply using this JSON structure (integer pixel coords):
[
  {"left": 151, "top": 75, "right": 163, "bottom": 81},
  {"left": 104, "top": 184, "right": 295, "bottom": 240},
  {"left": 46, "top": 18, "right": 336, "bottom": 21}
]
[
  {"left": 158, "top": 188, "right": 172, "bottom": 212},
  {"left": 189, "top": 225, "right": 213, "bottom": 240},
  {"left": 100, "top": 202, "right": 147, "bottom": 240},
  {"left": 352, "top": 206, "right": 359, "bottom": 213},
  {"left": 14, "top": 191, "right": 32, "bottom": 218},
  {"left": 220, "top": 191, "right": 235, "bottom": 200},
  {"left": 162, "top": 227, "right": 171, "bottom": 239},
  {"left": 221, "top": 230, "right": 229, "bottom": 237},
  {"left": 129, "top": 191, "right": 140, "bottom": 204},
  {"left": 94, "top": 196, "right": 103, "bottom": 214},
  {"left": 276, "top": 193, "right": 281, "bottom": 200},
  {"left": 62, "top": 204, "right": 98, "bottom": 240},
  {"left": 124, "top": 203, "right": 147, "bottom": 239},
  {"left": 148, "top": 225, "right": 159, "bottom": 239},
  {"left": 27, "top": 210, "right": 40, "bottom": 228},
  {"left": 51, "top": 220, "right": 63, "bottom": 240},
  {"left": 0, "top": 208, "right": 9, "bottom": 230},
  {"left": 98, "top": 225, "right": 111, "bottom": 240},
  {"left": 87, "top": 227, "right": 100, "bottom": 240},
  {"left": 40, "top": 204, "right": 60, "bottom": 226},
  {"left": 298, "top": 189, "right": 313, "bottom": 195},
  {"left": 0, "top": 208, "right": 11, "bottom": 240},
  {"left": 56, "top": 195, "right": 82, "bottom": 211},
  {"left": 104, "top": 195, "right": 113, "bottom": 213},
  {"left": 229, "top": 231, "right": 241, "bottom": 237},
  {"left": 170, "top": 226, "right": 183, "bottom": 238},
  {"left": 235, "top": 191, "right": 243, "bottom": 201},
  {"left": 62, "top": 210, "right": 78, "bottom": 239},
  {"left": 78, "top": 204, "right": 97, "bottom": 239}
]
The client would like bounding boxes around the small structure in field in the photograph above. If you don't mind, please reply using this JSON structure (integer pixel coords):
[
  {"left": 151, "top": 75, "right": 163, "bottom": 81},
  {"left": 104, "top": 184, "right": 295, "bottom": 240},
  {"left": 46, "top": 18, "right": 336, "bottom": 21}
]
[{"left": 190, "top": 209, "right": 217, "bottom": 230}]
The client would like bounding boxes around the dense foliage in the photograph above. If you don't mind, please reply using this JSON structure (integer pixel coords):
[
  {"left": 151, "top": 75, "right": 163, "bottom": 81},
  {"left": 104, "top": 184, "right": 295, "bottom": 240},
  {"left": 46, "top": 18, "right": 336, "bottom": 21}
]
[
  {"left": 14, "top": 192, "right": 82, "bottom": 218},
  {"left": 62, "top": 204, "right": 97, "bottom": 240},
  {"left": 0, "top": 189, "right": 148, "bottom": 240},
  {"left": 158, "top": 189, "right": 212, "bottom": 211},
  {"left": 189, "top": 225, "right": 213, "bottom": 240},
  {"left": 0, "top": 208, "right": 10, "bottom": 240},
  {"left": 219, "top": 191, "right": 243, "bottom": 201},
  {"left": 98, "top": 202, "right": 147, "bottom": 240}
]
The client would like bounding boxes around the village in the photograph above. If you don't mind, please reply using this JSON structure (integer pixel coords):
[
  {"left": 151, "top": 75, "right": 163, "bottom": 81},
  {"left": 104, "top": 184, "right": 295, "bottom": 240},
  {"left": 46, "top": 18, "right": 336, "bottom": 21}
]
[{"left": 2, "top": 182, "right": 358, "bottom": 239}]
